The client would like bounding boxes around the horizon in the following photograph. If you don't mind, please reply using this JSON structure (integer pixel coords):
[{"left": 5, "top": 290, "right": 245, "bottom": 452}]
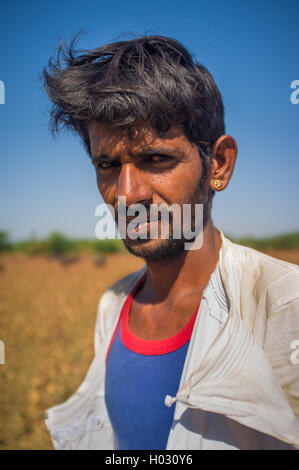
[{"left": 2, "top": 227, "right": 299, "bottom": 244}]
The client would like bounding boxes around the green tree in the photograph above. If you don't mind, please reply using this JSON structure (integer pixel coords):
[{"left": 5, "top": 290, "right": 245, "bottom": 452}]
[
  {"left": 0, "top": 231, "right": 11, "bottom": 252},
  {"left": 47, "top": 232, "right": 74, "bottom": 256}
]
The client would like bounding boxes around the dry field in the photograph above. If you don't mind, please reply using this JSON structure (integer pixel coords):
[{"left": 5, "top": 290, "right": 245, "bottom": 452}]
[{"left": 0, "top": 249, "right": 298, "bottom": 450}]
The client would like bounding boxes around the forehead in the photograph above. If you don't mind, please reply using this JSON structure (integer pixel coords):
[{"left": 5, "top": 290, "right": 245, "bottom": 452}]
[{"left": 88, "top": 121, "right": 196, "bottom": 158}]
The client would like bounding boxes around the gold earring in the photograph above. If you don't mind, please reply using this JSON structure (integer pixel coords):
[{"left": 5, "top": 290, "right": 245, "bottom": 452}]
[{"left": 214, "top": 179, "right": 224, "bottom": 191}]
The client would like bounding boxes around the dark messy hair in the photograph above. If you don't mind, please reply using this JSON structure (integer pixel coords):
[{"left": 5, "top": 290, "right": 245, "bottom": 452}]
[{"left": 43, "top": 34, "right": 225, "bottom": 187}]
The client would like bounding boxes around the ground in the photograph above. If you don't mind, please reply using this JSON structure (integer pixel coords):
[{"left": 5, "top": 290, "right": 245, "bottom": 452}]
[{"left": 0, "top": 249, "right": 298, "bottom": 449}]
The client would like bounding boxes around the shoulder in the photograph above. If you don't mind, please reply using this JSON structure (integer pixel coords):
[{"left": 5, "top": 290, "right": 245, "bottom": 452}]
[
  {"left": 222, "top": 234, "right": 299, "bottom": 310},
  {"left": 94, "top": 265, "right": 147, "bottom": 354}
]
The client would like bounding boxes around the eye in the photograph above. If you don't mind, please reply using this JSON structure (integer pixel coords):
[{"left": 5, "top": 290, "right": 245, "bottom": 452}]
[
  {"left": 147, "top": 154, "right": 174, "bottom": 164},
  {"left": 139, "top": 154, "right": 176, "bottom": 173},
  {"left": 98, "top": 161, "right": 112, "bottom": 169},
  {"left": 151, "top": 155, "right": 168, "bottom": 162},
  {"left": 95, "top": 160, "right": 120, "bottom": 173}
]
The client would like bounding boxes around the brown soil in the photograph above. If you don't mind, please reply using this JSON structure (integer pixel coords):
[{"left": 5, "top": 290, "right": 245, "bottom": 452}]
[{"left": 0, "top": 248, "right": 297, "bottom": 449}]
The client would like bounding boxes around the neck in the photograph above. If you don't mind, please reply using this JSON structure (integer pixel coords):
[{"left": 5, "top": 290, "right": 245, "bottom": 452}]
[{"left": 143, "top": 221, "right": 222, "bottom": 302}]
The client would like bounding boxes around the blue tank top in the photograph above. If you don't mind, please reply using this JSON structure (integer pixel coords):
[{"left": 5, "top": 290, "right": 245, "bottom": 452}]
[{"left": 105, "top": 274, "right": 199, "bottom": 450}]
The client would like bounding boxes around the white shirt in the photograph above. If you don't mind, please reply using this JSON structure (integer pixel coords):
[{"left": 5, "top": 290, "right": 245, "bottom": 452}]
[{"left": 44, "top": 229, "right": 299, "bottom": 449}]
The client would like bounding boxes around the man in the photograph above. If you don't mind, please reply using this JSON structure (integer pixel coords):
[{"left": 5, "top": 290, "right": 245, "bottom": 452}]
[{"left": 43, "top": 35, "right": 299, "bottom": 450}]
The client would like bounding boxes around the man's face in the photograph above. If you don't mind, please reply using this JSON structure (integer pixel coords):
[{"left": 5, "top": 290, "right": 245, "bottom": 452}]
[{"left": 88, "top": 123, "right": 211, "bottom": 262}]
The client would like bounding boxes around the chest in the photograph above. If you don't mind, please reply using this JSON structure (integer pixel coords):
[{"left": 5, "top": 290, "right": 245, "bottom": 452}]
[{"left": 128, "top": 292, "right": 203, "bottom": 340}]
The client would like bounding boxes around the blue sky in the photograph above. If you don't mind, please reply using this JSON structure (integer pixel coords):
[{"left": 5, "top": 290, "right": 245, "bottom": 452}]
[{"left": 0, "top": 0, "right": 298, "bottom": 240}]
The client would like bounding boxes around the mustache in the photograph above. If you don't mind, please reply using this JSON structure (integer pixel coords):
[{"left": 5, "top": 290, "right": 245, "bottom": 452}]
[{"left": 115, "top": 203, "right": 173, "bottom": 225}]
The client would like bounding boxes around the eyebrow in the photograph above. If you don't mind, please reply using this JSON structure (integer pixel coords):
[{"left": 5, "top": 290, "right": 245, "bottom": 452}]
[
  {"left": 91, "top": 146, "right": 186, "bottom": 163},
  {"left": 91, "top": 153, "right": 115, "bottom": 163}
]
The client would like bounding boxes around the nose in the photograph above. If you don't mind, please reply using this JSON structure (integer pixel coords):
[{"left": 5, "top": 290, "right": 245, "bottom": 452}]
[{"left": 116, "top": 163, "right": 152, "bottom": 207}]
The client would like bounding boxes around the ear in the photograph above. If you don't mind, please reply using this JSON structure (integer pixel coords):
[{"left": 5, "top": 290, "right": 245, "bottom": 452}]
[{"left": 210, "top": 135, "right": 238, "bottom": 191}]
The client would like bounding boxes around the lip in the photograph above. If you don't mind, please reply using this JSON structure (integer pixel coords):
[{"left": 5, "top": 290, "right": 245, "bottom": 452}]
[
  {"left": 126, "top": 219, "right": 160, "bottom": 228},
  {"left": 117, "top": 216, "right": 160, "bottom": 225},
  {"left": 125, "top": 218, "right": 160, "bottom": 237}
]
